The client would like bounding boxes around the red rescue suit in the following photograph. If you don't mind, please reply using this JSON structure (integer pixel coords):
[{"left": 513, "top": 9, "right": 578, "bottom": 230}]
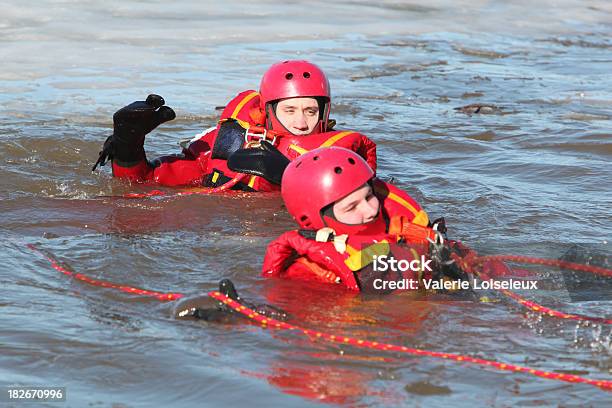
[
  {"left": 262, "top": 180, "right": 435, "bottom": 291},
  {"left": 112, "top": 90, "right": 377, "bottom": 191}
]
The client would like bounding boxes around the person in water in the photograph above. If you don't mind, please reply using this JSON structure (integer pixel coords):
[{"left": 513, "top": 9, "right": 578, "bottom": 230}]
[
  {"left": 177, "top": 148, "right": 472, "bottom": 324},
  {"left": 93, "top": 60, "right": 377, "bottom": 192},
  {"left": 261, "top": 146, "right": 473, "bottom": 293}
]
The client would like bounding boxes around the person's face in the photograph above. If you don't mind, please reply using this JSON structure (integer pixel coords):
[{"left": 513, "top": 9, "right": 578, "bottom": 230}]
[
  {"left": 332, "top": 183, "right": 380, "bottom": 225},
  {"left": 275, "top": 97, "right": 319, "bottom": 135}
]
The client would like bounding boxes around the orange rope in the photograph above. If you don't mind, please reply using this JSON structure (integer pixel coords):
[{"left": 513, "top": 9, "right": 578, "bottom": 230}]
[
  {"left": 208, "top": 291, "right": 612, "bottom": 392},
  {"left": 480, "top": 254, "right": 612, "bottom": 278},
  {"left": 27, "top": 243, "right": 611, "bottom": 392},
  {"left": 27, "top": 244, "right": 183, "bottom": 301},
  {"left": 453, "top": 252, "right": 612, "bottom": 324},
  {"left": 499, "top": 288, "right": 612, "bottom": 324}
]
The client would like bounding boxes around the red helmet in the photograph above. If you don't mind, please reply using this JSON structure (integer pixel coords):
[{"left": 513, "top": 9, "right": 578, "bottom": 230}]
[
  {"left": 259, "top": 60, "right": 331, "bottom": 135},
  {"left": 282, "top": 147, "right": 383, "bottom": 234}
]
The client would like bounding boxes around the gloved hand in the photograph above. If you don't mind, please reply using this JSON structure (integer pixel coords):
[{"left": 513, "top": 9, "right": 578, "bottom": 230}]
[
  {"left": 429, "top": 217, "right": 447, "bottom": 234},
  {"left": 183, "top": 279, "right": 289, "bottom": 322},
  {"left": 430, "top": 240, "right": 471, "bottom": 283},
  {"left": 217, "top": 279, "right": 288, "bottom": 320},
  {"left": 227, "top": 140, "right": 290, "bottom": 185},
  {"left": 262, "top": 230, "right": 360, "bottom": 290},
  {"left": 93, "top": 94, "right": 176, "bottom": 170},
  {"left": 175, "top": 279, "right": 241, "bottom": 322}
]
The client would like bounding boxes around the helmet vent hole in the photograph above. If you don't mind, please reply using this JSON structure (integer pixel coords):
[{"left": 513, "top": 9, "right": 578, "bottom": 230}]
[
  {"left": 295, "top": 161, "right": 302, "bottom": 168},
  {"left": 348, "top": 158, "right": 355, "bottom": 165},
  {"left": 334, "top": 167, "right": 343, "bottom": 174},
  {"left": 285, "top": 73, "right": 294, "bottom": 80},
  {"left": 313, "top": 156, "right": 319, "bottom": 161},
  {"left": 303, "top": 71, "right": 311, "bottom": 78}
]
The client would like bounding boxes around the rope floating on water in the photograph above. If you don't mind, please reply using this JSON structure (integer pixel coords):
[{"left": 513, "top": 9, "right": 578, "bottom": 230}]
[
  {"left": 27, "top": 244, "right": 183, "bottom": 301},
  {"left": 28, "top": 243, "right": 612, "bottom": 391},
  {"left": 454, "top": 253, "right": 612, "bottom": 324},
  {"left": 208, "top": 291, "right": 612, "bottom": 391},
  {"left": 499, "top": 288, "right": 612, "bottom": 325},
  {"left": 29, "top": 242, "right": 611, "bottom": 324},
  {"left": 480, "top": 254, "right": 612, "bottom": 278}
]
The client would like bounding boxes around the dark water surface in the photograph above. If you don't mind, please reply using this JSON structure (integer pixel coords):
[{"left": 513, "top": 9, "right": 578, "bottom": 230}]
[{"left": 1, "top": 1, "right": 611, "bottom": 406}]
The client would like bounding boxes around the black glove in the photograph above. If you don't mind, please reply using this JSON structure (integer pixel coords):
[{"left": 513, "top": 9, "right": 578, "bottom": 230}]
[
  {"left": 216, "top": 279, "right": 289, "bottom": 320},
  {"left": 428, "top": 217, "right": 447, "bottom": 234},
  {"left": 227, "top": 140, "right": 290, "bottom": 185},
  {"left": 428, "top": 239, "right": 472, "bottom": 287},
  {"left": 190, "top": 279, "right": 288, "bottom": 322},
  {"left": 93, "top": 94, "right": 176, "bottom": 170}
]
